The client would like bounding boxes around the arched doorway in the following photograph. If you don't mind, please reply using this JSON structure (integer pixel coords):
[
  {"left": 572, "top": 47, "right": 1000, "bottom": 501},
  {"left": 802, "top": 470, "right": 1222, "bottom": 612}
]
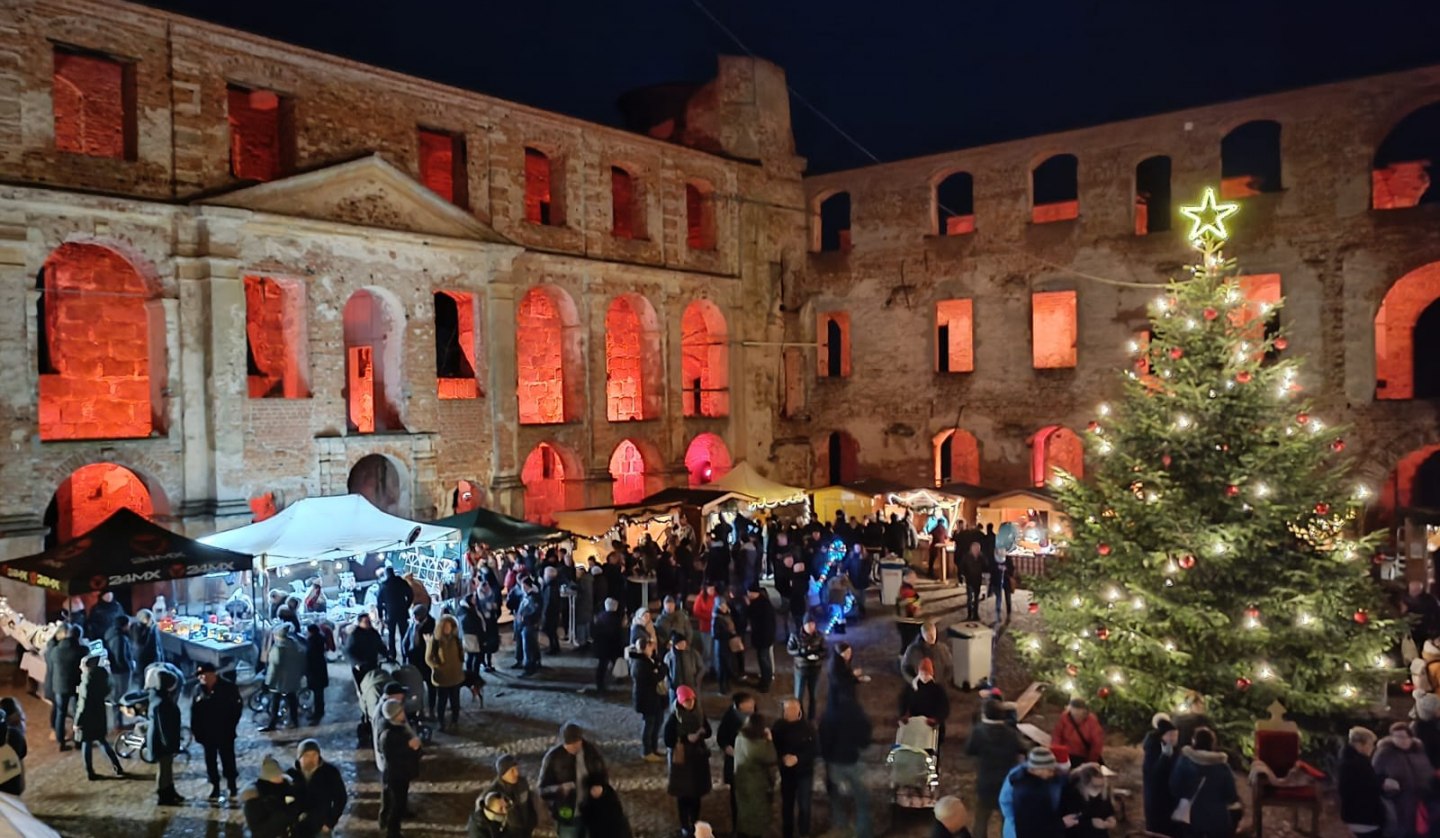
[
  {"left": 44, "top": 463, "right": 154, "bottom": 547},
  {"left": 934, "top": 429, "right": 981, "bottom": 486},
  {"left": 343, "top": 289, "right": 404, "bottom": 433},
  {"left": 1376, "top": 262, "right": 1440, "bottom": 399},
  {"left": 609, "top": 439, "right": 650, "bottom": 505},
  {"left": 1031, "top": 425, "right": 1084, "bottom": 486},
  {"left": 685, "top": 433, "right": 732, "bottom": 486},
  {"left": 348, "top": 454, "right": 405, "bottom": 515},
  {"left": 1417, "top": 451, "right": 1440, "bottom": 510},
  {"left": 521, "top": 442, "right": 574, "bottom": 525}
]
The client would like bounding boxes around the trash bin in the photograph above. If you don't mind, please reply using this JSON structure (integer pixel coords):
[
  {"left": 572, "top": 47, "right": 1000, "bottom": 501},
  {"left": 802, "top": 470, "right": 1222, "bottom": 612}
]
[
  {"left": 947, "top": 622, "right": 994, "bottom": 690},
  {"left": 880, "top": 561, "right": 906, "bottom": 606}
]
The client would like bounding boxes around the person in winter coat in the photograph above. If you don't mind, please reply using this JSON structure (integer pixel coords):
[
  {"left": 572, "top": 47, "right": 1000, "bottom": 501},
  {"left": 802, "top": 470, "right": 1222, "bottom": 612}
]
[
  {"left": 1338, "top": 726, "right": 1383, "bottom": 837},
  {"left": 190, "top": 661, "right": 242, "bottom": 800},
  {"left": 475, "top": 581, "right": 503, "bottom": 671},
  {"left": 787, "top": 617, "right": 826, "bottom": 719},
  {"left": 629, "top": 608, "right": 658, "bottom": 652},
  {"left": 734, "top": 711, "right": 779, "bottom": 838},
  {"left": 593, "top": 598, "right": 627, "bottom": 694},
  {"left": 967, "top": 699, "right": 1025, "bottom": 838},
  {"left": 1141, "top": 713, "right": 1179, "bottom": 836},
  {"left": 1412, "top": 692, "right": 1440, "bottom": 769},
  {"left": 827, "top": 643, "right": 867, "bottom": 707},
  {"left": 262, "top": 624, "right": 305, "bottom": 732},
  {"left": 1052, "top": 697, "right": 1105, "bottom": 767},
  {"left": 772, "top": 697, "right": 817, "bottom": 838},
  {"left": 719, "top": 693, "right": 756, "bottom": 827},
  {"left": 130, "top": 609, "right": 163, "bottom": 681},
  {"left": 378, "top": 699, "right": 422, "bottom": 838},
  {"left": 711, "top": 599, "right": 739, "bottom": 693},
  {"left": 241, "top": 756, "right": 303, "bottom": 838},
  {"left": 819, "top": 691, "right": 874, "bottom": 838},
  {"left": 999, "top": 747, "right": 1070, "bottom": 838},
  {"left": 988, "top": 550, "right": 1019, "bottom": 624},
  {"left": 786, "top": 562, "right": 810, "bottom": 635},
  {"left": 656, "top": 596, "right": 692, "bottom": 655},
  {"left": 959, "top": 541, "right": 986, "bottom": 621},
  {"left": 538, "top": 721, "right": 609, "bottom": 837},
  {"left": 377, "top": 567, "right": 414, "bottom": 658},
  {"left": 901, "top": 620, "right": 955, "bottom": 686},
  {"left": 631, "top": 635, "right": 668, "bottom": 761},
  {"left": 693, "top": 584, "right": 718, "bottom": 664},
  {"left": 425, "top": 613, "right": 466, "bottom": 730},
  {"left": 664, "top": 685, "right": 714, "bottom": 834},
  {"left": 1061, "top": 762, "right": 1116, "bottom": 838},
  {"left": 579, "top": 768, "right": 633, "bottom": 838},
  {"left": 1168, "top": 728, "right": 1238, "bottom": 838},
  {"left": 75, "top": 656, "right": 123, "bottom": 780},
  {"left": 746, "top": 586, "right": 778, "bottom": 692},
  {"left": 468, "top": 791, "right": 512, "bottom": 838},
  {"left": 541, "top": 566, "right": 564, "bottom": 654},
  {"left": 147, "top": 668, "right": 184, "bottom": 805},
  {"left": 44, "top": 623, "right": 83, "bottom": 750},
  {"left": 303, "top": 623, "right": 330, "bottom": 724},
  {"left": 1373, "top": 721, "right": 1431, "bottom": 838},
  {"left": 404, "top": 603, "right": 437, "bottom": 717},
  {"left": 346, "top": 613, "right": 386, "bottom": 684},
  {"left": 571, "top": 564, "right": 596, "bottom": 650},
  {"left": 103, "top": 616, "right": 134, "bottom": 729},
  {"left": 85, "top": 590, "right": 126, "bottom": 644},
  {"left": 459, "top": 599, "right": 487, "bottom": 686},
  {"left": 488, "top": 752, "right": 539, "bottom": 838},
  {"left": 900, "top": 658, "right": 951, "bottom": 743},
  {"left": 665, "top": 632, "right": 703, "bottom": 706},
  {"left": 0, "top": 700, "right": 26, "bottom": 796},
  {"left": 517, "top": 579, "right": 544, "bottom": 676},
  {"left": 289, "top": 739, "right": 348, "bottom": 837}
]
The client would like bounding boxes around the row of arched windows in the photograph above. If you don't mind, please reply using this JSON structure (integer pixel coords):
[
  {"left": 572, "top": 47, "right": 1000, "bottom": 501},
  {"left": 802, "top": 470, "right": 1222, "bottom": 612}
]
[{"left": 820, "top": 425, "right": 1083, "bottom": 490}]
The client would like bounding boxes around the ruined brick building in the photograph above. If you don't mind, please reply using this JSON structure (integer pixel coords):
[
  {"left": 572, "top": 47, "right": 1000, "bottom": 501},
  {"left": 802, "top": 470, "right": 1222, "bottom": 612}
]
[{"left": 2, "top": 0, "right": 1440, "bottom": 593}]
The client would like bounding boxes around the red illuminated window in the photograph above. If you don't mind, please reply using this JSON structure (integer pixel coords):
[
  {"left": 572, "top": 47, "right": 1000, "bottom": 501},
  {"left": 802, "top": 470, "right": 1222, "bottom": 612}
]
[
  {"left": 1377, "top": 262, "right": 1440, "bottom": 400},
  {"left": 418, "top": 128, "right": 468, "bottom": 208},
  {"left": 935, "top": 429, "right": 980, "bottom": 486},
  {"left": 611, "top": 166, "right": 645, "bottom": 239},
  {"left": 685, "top": 181, "right": 716, "bottom": 250},
  {"left": 522, "top": 442, "right": 572, "bottom": 525},
  {"left": 245, "top": 276, "right": 308, "bottom": 399},
  {"left": 435, "top": 291, "right": 479, "bottom": 399},
  {"left": 605, "top": 294, "right": 663, "bottom": 421},
  {"left": 52, "top": 47, "right": 134, "bottom": 160},
  {"left": 516, "top": 286, "right": 582, "bottom": 424},
  {"left": 1032, "top": 290, "right": 1077, "bottom": 369},
  {"left": 822, "top": 431, "right": 859, "bottom": 485},
  {"left": 227, "top": 85, "right": 292, "bottom": 182},
  {"left": 935, "top": 299, "right": 974, "bottom": 373},
  {"left": 817, "top": 312, "right": 851, "bottom": 378},
  {"left": 49, "top": 463, "right": 153, "bottom": 542},
  {"left": 1032, "top": 154, "right": 1079, "bottom": 223},
  {"left": 1032, "top": 425, "right": 1083, "bottom": 486},
  {"left": 609, "top": 439, "right": 650, "bottom": 505},
  {"left": 681, "top": 300, "right": 728, "bottom": 417},
  {"left": 524, "top": 147, "right": 564, "bottom": 226},
  {"left": 343, "top": 290, "right": 404, "bottom": 433},
  {"left": 685, "top": 433, "right": 732, "bottom": 486}
]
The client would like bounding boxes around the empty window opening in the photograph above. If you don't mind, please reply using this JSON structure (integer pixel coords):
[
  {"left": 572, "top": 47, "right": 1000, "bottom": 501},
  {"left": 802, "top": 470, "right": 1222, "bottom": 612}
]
[
  {"left": 1032, "top": 290, "right": 1078, "bottom": 369},
  {"left": 824, "top": 431, "right": 859, "bottom": 485},
  {"left": 418, "top": 128, "right": 468, "bottom": 208},
  {"left": 524, "top": 147, "right": 564, "bottom": 226},
  {"left": 516, "top": 286, "right": 583, "bottom": 424},
  {"left": 1379, "top": 444, "right": 1440, "bottom": 524},
  {"left": 935, "top": 299, "right": 974, "bottom": 373},
  {"left": 348, "top": 454, "right": 404, "bottom": 516},
  {"left": 227, "top": 85, "right": 292, "bottom": 182},
  {"left": 1031, "top": 154, "right": 1079, "bottom": 223},
  {"left": 434, "top": 291, "right": 479, "bottom": 400},
  {"left": 816, "top": 192, "right": 852, "bottom": 252},
  {"left": 934, "top": 428, "right": 980, "bottom": 487},
  {"left": 605, "top": 294, "right": 663, "bottom": 422},
  {"left": 342, "top": 289, "right": 404, "bottom": 434},
  {"left": 685, "top": 432, "right": 732, "bottom": 486},
  {"left": 52, "top": 47, "right": 134, "bottom": 160},
  {"left": 521, "top": 442, "right": 573, "bottom": 525},
  {"left": 685, "top": 181, "right": 716, "bottom": 250},
  {"left": 46, "top": 463, "right": 153, "bottom": 544},
  {"left": 611, "top": 166, "right": 645, "bottom": 240},
  {"left": 681, "top": 299, "right": 729, "bottom": 417},
  {"left": 453, "top": 480, "right": 485, "bottom": 515},
  {"left": 1031, "top": 425, "right": 1083, "bottom": 487},
  {"left": 245, "top": 276, "right": 308, "bottom": 399},
  {"left": 1376, "top": 262, "right": 1440, "bottom": 400},
  {"left": 1135, "top": 155, "right": 1172, "bottom": 235},
  {"left": 37, "top": 243, "right": 161, "bottom": 441},
  {"left": 1373, "top": 102, "right": 1440, "bottom": 209},
  {"left": 817, "top": 312, "right": 851, "bottom": 378},
  {"left": 1221, "top": 120, "right": 1282, "bottom": 198},
  {"left": 935, "top": 172, "right": 975, "bottom": 236},
  {"left": 609, "top": 439, "right": 650, "bottom": 505}
]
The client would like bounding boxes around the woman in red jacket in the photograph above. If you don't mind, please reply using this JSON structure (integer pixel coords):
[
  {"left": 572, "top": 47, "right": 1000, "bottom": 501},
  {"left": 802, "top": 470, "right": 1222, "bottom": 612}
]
[
  {"left": 1051, "top": 697, "right": 1104, "bottom": 767},
  {"left": 692, "top": 584, "right": 718, "bottom": 668}
]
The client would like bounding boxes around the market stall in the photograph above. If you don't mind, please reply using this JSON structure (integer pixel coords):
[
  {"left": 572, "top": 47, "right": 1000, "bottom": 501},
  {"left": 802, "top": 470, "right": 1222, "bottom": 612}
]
[
  {"left": 710, "top": 461, "right": 809, "bottom": 517},
  {"left": 976, "top": 488, "right": 1066, "bottom": 579},
  {"left": 431, "top": 505, "right": 568, "bottom": 550}
]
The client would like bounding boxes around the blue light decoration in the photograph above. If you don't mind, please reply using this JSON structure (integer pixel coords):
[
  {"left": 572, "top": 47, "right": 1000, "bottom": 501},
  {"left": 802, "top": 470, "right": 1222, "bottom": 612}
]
[{"left": 809, "top": 537, "right": 856, "bottom": 635}]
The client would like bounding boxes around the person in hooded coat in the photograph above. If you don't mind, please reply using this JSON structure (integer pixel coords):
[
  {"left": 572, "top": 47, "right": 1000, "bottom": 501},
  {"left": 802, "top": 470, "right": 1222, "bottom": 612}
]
[
  {"left": 75, "top": 655, "right": 123, "bottom": 780},
  {"left": 579, "top": 768, "right": 633, "bottom": 838},
  {"left": 405, "top": 603, "right": 437, "bottom": 718},
  {"left": 303, "top": 623, "right": 330, "bottom": 724},
  {"left": 1167, "top": 728, "right": 1239, "bottom": 838},
  {"left": 1338, "top": 726, "right": 1383, "bottom": 837},
  {"left": 663, "top": 685, "right": 713, "bottom": 835},
  {"left": 85, "top": 590, "right": 125, "bottom": 644},
  {"left": 488, "top": 752, "right": 539, "bottom": 837},
  {"left": 103, "top": 615, "right": 134, "bottom": 730},
  {"left": 733, "top": 711, "right": 779, "bottom": 838},
  {"left": 147, "top": 666, "right": 185, "bottom": 805},
  {"left": 44, "top": 623, "right": 84, "bottom": 751},
  {"left": 1141, "top": 713, "right": 1179, "bottom": 836},
  {"left": 468, "top": 791, "right": 512, "bottom": 838},
  {"left": 425, "top": 613, "right": 467, "bottom": 730},
  {"left": 1372, "top": 721, "right": 1431, "bottom": 838},
  {"left": 899, "top": 657, "right": 951, "bottom": 744},
  {"left": 262, "top": 624, "right": 305, "bottom": 732},
  {"left": 242, "top": 755, "right": 303, "bottom": 838}
]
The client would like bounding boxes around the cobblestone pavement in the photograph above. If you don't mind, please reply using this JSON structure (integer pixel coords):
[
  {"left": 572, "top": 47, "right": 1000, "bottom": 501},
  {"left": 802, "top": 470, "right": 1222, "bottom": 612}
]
[{"left": 12, "top": 582, "right": 1352, "bottom": 837}]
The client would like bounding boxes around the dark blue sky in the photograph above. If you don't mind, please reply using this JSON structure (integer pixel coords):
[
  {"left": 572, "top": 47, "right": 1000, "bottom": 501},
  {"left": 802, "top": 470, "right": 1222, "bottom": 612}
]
[{"left": 140, "top": 0, "right": 1440, "bottom": 173}]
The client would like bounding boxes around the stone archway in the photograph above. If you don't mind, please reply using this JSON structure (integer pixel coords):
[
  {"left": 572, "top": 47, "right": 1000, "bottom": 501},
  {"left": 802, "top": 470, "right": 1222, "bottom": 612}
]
[
  {"left": 348, "top": 453, "right": 407, "bottom": 516},
  {"left": 43, "top": 463, "right": 154, "bottom": 547}
]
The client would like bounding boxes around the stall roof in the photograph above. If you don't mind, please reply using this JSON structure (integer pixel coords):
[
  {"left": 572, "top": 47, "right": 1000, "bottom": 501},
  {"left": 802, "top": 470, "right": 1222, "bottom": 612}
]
[
  {"left": 1, "top": 508, "right": 253, "bottom": 595},
  {"left": 626, "top": 487, "right": 741, "bottom": 510},
  {"left": 710, "top": 461, "right": 807, "bottom": 506},
  {"left": 199, "top": 494, "right": 459, "bottom": 566},
  {"left": 836, "top": 478, "right": 915, "bottom": 496},
  {"left": 431, "top": 506, "right": 565, "bottom": 549},
  {"left": 552, "top": 508, "right": 620, "bottom": 539},
  {"left": 938, "top": 482, "right": 1001, "bottom": 499},
  {"left": 979, "top": 487, "right": 1060, "bottom": 510}
]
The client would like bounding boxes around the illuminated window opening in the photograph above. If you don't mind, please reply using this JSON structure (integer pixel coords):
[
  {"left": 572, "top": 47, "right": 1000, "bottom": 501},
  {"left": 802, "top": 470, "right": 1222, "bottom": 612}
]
[
  {"left": 1375, "top": 263, "right": 1440, "bottom": 400},
  {"left": 685, "top": 432, "right": 732, "bottom": 486},
  {"left": 516, "top": 286, "right": 583, "bottom": 424},
  {"left": 227, "top": 84, "right": 293, "bottom": 182},
  {"left": 605, "top": 294, "right": 663, "bottom": 421},
  {"left": 815, "top": 192, "right": 852, "bottom": 252},
  {"left": 1031, "top": 290, "right": 1078, "bottom": 369},
  {"left": 817, "top": 312, "right": 851, "bottom": 378},
  {"left": 934, "top": 428, "right": 980, "bottom": 487},
  {"left": 1373, "top": 102, "right": 1440, "bottom": 209},
  {"left": 52, "top": 46, "right": 135, "bottom": 160},
  {"left": 681, "top": 300, "right": 729, "bottom": 417},
  {"left": 45, "top": 463, "right": 153, "bottom": 544},
  {"left": 348, "top": 454, "right": 404, "bottom": 516},
  {"left": 1031, "top": 425, "right": 1083, "bottom": 486},
  {"left": 521, "top": 442, "right": 573, "bottom": 525},
  {"left": 245, "top": 275, "right": 309, "bottom": 399},
  {"left": 609, "top": 439, "right": 650, "bottom": 505},
  {"left": 524, "top": 147, "right": 564, "bottom": 226},
  {"left": 934, "top": 172, "right": 975, "bottom": 236},
  {"left": 1221, "top": 120, "right": 1282, "bottom": 198},
  {"left": 1135, "top": 155, "right": 1172, "bottom": 235},
  {"left": 418, "top": 127, "right": 468, "bottom": 208},
  {"left": 823, "top": 431, "right": 860, "bottom": 485},
  {"left": 685, "top": 181, "right": 716, "bottom": 250},
  {"left": 343, "top": 289, "right": 404, "bottom": 434},
  {"left": 1031, "top": 154, "right": 1079, "bottom": 223},
  {"left": 935, "top": 299, "right": 974, "bottom": 373},
  {"left": 434, "top": 291, "right": 479, "bottom": 400}
]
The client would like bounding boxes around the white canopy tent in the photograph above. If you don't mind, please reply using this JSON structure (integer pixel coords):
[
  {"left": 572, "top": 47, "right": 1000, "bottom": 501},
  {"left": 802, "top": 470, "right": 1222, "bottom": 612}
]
[{"left": 200, "top": 494, "right": 460, "bottom": 569}]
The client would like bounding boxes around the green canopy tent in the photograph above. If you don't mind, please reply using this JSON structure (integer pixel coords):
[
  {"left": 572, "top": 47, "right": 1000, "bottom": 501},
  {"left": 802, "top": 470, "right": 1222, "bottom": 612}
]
[{"left": 431, "top": 506, "right": 567, "bottom": 549}]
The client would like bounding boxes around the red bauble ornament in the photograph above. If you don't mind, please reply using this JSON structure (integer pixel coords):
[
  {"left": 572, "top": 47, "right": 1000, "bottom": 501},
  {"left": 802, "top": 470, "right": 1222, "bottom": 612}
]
[
  {"left": 1087, "top": 421, "right": 1100, "bottom": 433},
  {"left": 1028, "top": 602, "right": 1040, "bottom": 614},
  {"left": 1314, "top": 502, "right": 1331, "bottom": 516},
  {"left": 1066, "top": 664, "right": 1079, "bottom": 676},
  {"left": 1404, "top": 682, "right": 1417, "bottom": 694},
  {"left": 1296, "top": 412, "right": 1310, "bottom": 425},
  {"left": 1169, "top": 347, "right": 1184, "bottom": 360},
  {"left": 1097, "top": 686, "right": 1111, "bottom": 699},
  {"left": 1353, "top": 609, "right": 1369, "bottom": 625},
  {"left": 1203, "top": 307, "right": 1219, "bottom": 321},
  {"left": 1235, "top": 370, "right": 1252, "bottom": 384},
  {"left": 1178, "top": 554, "right": 1197, "bottom": 570},
  {"left": 1225, "top": 484, "right": 1240, "bottom": 497},
  {"left": 1236, "top": 677, "right": 1252, "bottom": 691},
  {"left": 1095, "top": 626, "right": 1110, "bottom": 641},
  {"left": 1244, "top": 607, "right": 1260, "bottom": 620},
  {"left": 1331, "top": 438, "right": 1346, "bottom": 452},
  {"left": 1161, "top": 454, "right": 1172, "bottom": 468},
  {"left": 1097, "top": 544, "right": 1111, "bottom": 556},
  {"left": 1274, "top": 337, "right": 1289, "bottom": 351}
]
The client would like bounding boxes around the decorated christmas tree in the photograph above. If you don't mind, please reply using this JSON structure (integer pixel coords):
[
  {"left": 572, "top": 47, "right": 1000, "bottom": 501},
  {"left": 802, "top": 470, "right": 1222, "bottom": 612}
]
[{"left": 1024, "top": 188, "right": 1393, "bottom": 733}]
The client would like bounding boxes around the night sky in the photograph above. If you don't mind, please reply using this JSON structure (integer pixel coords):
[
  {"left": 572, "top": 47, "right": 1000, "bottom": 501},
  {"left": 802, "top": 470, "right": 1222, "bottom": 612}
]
[{"left": 139, "top": 0, "right": 1440, "bottom": 173}]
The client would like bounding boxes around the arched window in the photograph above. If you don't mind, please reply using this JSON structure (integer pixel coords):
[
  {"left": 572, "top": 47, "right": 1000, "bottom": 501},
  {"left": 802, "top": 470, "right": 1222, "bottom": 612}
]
[
  {"left": 245, "top": 275, "right": 308, "bottom": 399},
  {"left": 934, "top": 429, "right": 980, "bottom": 486},
  {"left": 609, "top": 439, "right": 650, "bottom": 505},
  {"left": 605, "top": 294, "right": 663, "bottom": 421},
  {"left": 44, "top": 463, "right": 153, "bottom": 544},
  {"left": 343, "top": 289, "right": 404, "bottom": 433},
  {"left": 1134, "top": 155, "right": 1171, "bottom": 235},
  {"left": 815, "top": 191, "right": 852, "bottom": 253},
  {"left": 822, "top": 431, "right": 859, "bottom": 485},
  {"left": 685, "top": 433, "right": 733, "bottom": 486},
  {"left": 521, "top": 442, "right": 574, "bottom": 525},
  {"left": 1376, "top": 262, "right": 1440, "bottom": 400},
  {"left": 516, "top": 286, "right": 583, "bottom": 424},
  {"left": 1031, "top": 425, "right": 1083, "bottom": 486},
  {"left": 1373, "top": 101, "right": 1440, "bottom": 209},
  {"left": 685, "top": 180, "right": 716, "bottom": 250},
  {"left": 37, "top": 242, "right": 163, "bottom": 441},
  {"left": 1379, "top": 443, "right": 1440, "bottom": 526},
  {"left": 1221, "top": 120, "right": 1282, "bottom": 197},
  {"left": 1032, "top": 154, "right": 1079, "bottom": 223},
  {"left": 681, "top": 300, "right": 729, "bottom": 417},
  {"left": 348, "top": 453, "right": 405, "bottom": 516},
  {"left": 934, "top": 172, "right": 974, "bottom": 236}
]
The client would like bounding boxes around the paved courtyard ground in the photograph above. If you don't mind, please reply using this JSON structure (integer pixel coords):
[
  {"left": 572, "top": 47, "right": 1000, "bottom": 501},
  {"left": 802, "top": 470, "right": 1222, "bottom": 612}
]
[{"left": 9, "top": 581, "right": 1355, "bottom": 836}]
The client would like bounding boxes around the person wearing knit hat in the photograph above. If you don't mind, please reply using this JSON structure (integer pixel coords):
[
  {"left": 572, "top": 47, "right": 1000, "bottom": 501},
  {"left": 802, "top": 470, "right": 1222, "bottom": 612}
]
[
  {"left": 999, "top": 746, "right": 1072, "bottom": 836},
  {"left": 932, "top": 795, "right": 973, "bottom": 837},
  {"left": 467, "top": 790, "right": 510, "bottom": 838},
  {"left": 241, "top": 755, "right": 302, "bottom": 837},
  {"left": 663, "top": 684, "right": 713, "bottom": 835},
  {"left": 287, "top": 739, "right": 347, "bottom": 838},
  {"left": 377, "top": 699, "right": 422, "bottom": 838},
  {"left": 966, "top": 694, "right": 1023, "bottom": 838},
  {"left": 487, "top": 751, "right": 539, "bottom": 837},
  {"left": 900, "top": 655, "right": 951, "bottom": 744},
  {"left": 1142, "top": 712, "right": 1181, "bottom": 835},
  {"left": 538, "top": 720, "right": 610, "bottom": 832}
]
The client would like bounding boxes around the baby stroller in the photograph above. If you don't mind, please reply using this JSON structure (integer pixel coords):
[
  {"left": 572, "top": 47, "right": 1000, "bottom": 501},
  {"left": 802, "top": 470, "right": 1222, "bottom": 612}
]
[
  {"left": 111, "top": 663, "right": 191, "bottom": 763},
  {"left": 886, "top": 715, "right": 940, "bottom": 809},
  {"left": 356, "top": 661, "right": 431, "bottom": 748}
]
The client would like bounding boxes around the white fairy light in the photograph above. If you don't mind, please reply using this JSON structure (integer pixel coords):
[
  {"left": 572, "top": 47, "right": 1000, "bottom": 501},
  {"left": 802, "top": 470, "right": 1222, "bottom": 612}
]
[
  {"left": 1208, "top": 389, "right": 1217, "bottom": 398},
  {"left": 1098, "top": 440, "right": 1114, "bottom": 456},
  {"left": 1224, "top": 380, "right": 1235, "bottom": 390},
  {"left": 1163, "top": 640, "right": 1176, "bottom": 653},
  {"left": 1374, "top": 654, "right": 1390, "bottom": 669},
  {"left": 1161, "top": 369, "right": 1172, "bottom": 379},
  {"left": 1254, "top": 483, "right": 1270, "bottom": 498},
  {"left": 1098, "top": 403, "right": 1111, "bottom": 416},
  {"left": 1175, "top": 414, "right": 1193, "bottom": 431},
  {"left": 1109, "top": 671, "right": 1125, "bottom": 684},
  {"left": 1308, "top": 418, "right": 1324, "bottom": 434},
  {"left": 1164, "top": 560, "right": 1179, "bottom": 575},
  {"left": 1185, "top": 318, "right": 1198, "bottom": 330},
  {"left": 1131, "top": 596, "right": 1145, "bottom": 611},
  {"left": 1258, "top": 302, "right": 1272, "bottom": 314},
  {"left": 1244, "top": 615, "right": 1260, "bottom": 630},
  {"left": 1069, "top": 641, "right": 1082, "bottom": 652},
  {"left": 1027, "top": 636, "right": 1041, "bottom": 651},
  {"left": 1145, "top": 491, "right": 1160, "bottom": 503},
  {"left": 1063, "top": 679, "right": 1077, "bottom": 693},
  {"left": 1296, "top": 612, "right": 1312, "bottom": 627},
  {"left": 1050, "top": 475, "right": 1065, "bottom": 488},
  {"left": 1354, "top": 485, "right": 1372, "bottom": 501},
  {"left": 1257, "top": 663, "right": 1275, "bottom": 680},
  {"left": 1105, "top": 587, "right": 1121, "bottom": 602},
  {"left": 1126, "top": 339, "right": 1139, "bottom": 353},
  {"left": 1212, "top": 541, "right": 1228, "bottom": 556},
  {"left": 1285, "top": 427, "right": 1295, "bottom": 436},
  {"left": 1080, "top": 629, "right": 1091, "bottom": 638},
  {"left": 1225, "top": 286, "right": 1241, "bottom": 303},
  {"left": 1071, "top": 596, "right": 1083, "bottom": 608},
  {"left": 1339, "top": 684, "right": 1357, "bottom": 699}
]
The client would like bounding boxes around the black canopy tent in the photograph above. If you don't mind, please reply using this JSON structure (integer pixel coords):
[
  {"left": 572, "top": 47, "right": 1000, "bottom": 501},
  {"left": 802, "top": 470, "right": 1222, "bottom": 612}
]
[
  {"left": 0, "top": 508, "right": 253, "bottom": 595},
  {"left": 431, "top": 506, "right": 567, "bottom": 550}
]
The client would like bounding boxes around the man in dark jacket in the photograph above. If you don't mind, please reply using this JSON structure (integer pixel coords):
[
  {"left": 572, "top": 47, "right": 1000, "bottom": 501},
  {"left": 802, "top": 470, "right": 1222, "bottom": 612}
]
[
  {"left": 488, "top": 752, "right": 540, "bottom": 837},
  {"left": 819, "top": 693, "right": 873, "bottom": 838},
  {"left": 517, "top": 579, "right": 544, "bottom": 676},
  {"left": 130, "top": 609, "right": 163, "bottom": 684},
  {"left": 103, "top": 616, "right": 134, "bottom": 730},
  {"left": 966, "top": 699, "right": 1024, "bottom": 837},
  {"left": 1141, "top": 713, "right": 1179, "bottom": 836},
  {"left": 242, "top": 755, "right": 302, "bottom": 838},
  {"left": 44, "top": 624, "right": 83, "bottom": 751},
  {"left": 378, "top": 699, "right": 422, "bottom": 838},
  {"left": 303, "top": 623, "right": 331, "bottom": 724},
  {"left": 289, "top": 739, "right": 348, "bottom": 837},
  {"left": 148, "top": 673, "right": 184, "bottom": 805},
  {"left": 787, "top": 617, "right": 826, "bottom": 720},
  {"left": 745, "top": 586, "right": 777, "bottom": 691},
  {"left": 718, "top": 692, "right": 755, "bottom": 828},
  {"left": 999, "top": 747, "right": 1071, "bottom": 838},
  {"left": 591, "top": 598, "right": 625, "bottom": 693},
  {"left": 630, "top": 637, "right": 668, "bottom": 760},
  {"left": 377, "top": 567, "right": 414, "bottom": 658},
  {"left": 541, "top": 567, "right": 564, "bottom": 654},
  {"left": 958, "top": 542, "right": 986, "bottom": 621},
  {"left": 1339, "top": 726, "right": 1383, "bottom": 836},
  {"left": 403, "top": 604, "right": 435, "bottom": 717},
  {"left": 538, "top": 721, "right": 609, "bottom": 835},
  {"left": 772, "top": 697, "right": 817, "bottom": 838},
  {"left": 786, "top": 561, "right": 810, "bottom": 634},
  {"left": 85, "top": 589, "right": 125, "bottom": 644},
  {"left": 190, "top": 661, "right": 243, "bottom": 800},
  {"left": 345, "top": 613, "right": 386, "bottom": 684}
]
